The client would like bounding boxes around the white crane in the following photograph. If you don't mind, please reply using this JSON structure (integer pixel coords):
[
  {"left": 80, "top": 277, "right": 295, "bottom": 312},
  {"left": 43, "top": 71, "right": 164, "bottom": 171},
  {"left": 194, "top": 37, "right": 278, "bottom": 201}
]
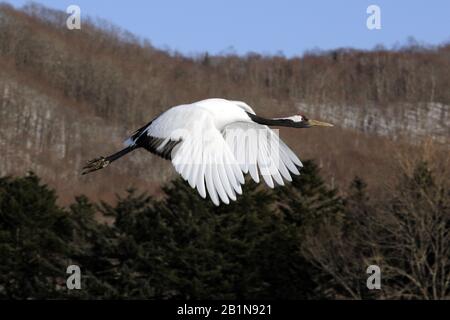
[{"left": 82, "top": 98, "right": 333, "bottom": 205}]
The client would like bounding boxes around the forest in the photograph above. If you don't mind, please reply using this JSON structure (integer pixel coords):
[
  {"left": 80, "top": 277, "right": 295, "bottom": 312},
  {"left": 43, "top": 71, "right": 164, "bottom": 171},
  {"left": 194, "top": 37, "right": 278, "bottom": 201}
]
[
  {"left": 0, "top": 3, "right": 449, "bottom": 299},
  {"left": 1, "top": 157, "right": 448, "bottom": 299}
]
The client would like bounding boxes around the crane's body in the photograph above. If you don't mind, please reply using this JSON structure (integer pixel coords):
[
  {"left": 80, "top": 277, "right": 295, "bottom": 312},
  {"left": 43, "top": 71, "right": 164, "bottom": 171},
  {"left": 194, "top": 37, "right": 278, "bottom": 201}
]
[
  {"left": 126, "top": 99, "right": 253, "bottom": 143},
  {"left": 82, "top": 98, "right": 332, "bottom": 205}
]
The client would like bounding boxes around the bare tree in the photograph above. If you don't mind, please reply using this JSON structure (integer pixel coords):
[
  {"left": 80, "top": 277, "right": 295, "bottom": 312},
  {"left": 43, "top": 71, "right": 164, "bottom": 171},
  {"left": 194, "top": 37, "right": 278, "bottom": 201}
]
[{"left": 303, "top": 145, "right": 450, "bottom": 299}]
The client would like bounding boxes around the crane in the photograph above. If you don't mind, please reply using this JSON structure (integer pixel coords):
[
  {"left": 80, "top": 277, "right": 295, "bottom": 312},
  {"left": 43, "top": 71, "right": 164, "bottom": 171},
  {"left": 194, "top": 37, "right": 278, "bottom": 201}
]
[{"left": 82, "top": 98, "right": 333, "bottom": 205}]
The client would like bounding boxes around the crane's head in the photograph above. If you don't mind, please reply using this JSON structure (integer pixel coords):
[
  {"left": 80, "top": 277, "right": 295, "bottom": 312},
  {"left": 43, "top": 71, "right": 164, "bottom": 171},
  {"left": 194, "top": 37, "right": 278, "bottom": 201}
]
[{"left": 284, "top": 113, "right": 334, "bottom": 128}]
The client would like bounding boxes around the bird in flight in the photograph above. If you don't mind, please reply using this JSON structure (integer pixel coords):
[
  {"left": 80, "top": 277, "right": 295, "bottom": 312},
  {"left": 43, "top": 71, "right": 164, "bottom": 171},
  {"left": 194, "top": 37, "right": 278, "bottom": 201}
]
[{"left": 82, "top": 98, "right": 333, "bottom": 205}]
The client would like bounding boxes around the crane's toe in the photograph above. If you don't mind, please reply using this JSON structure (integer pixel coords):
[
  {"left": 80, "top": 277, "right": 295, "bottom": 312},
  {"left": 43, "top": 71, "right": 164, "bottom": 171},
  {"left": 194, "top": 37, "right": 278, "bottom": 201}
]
[{"left": 81, "top": 156, "right": 110, "bottom": 175}]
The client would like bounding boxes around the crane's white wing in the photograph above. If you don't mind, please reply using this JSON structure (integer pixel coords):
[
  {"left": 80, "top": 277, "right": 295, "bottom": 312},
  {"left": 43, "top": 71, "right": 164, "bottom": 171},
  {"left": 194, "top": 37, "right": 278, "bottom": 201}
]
[
  {"left": 223, "top": 122, "right": 302, "bottom": 188},
  {"left": 140, "top": 107, "right": 245, "bottom": 206}
]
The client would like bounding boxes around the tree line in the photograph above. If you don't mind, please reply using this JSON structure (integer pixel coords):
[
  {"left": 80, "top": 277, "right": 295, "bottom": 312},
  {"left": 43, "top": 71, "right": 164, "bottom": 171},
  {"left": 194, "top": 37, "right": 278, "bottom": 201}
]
[{"left": 0, "top": 158, "right": 448, "bottom": 299}]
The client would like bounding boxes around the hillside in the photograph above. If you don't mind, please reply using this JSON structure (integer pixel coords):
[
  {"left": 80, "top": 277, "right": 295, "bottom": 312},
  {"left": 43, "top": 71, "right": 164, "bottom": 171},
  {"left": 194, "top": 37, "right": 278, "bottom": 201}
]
[{"left": 0, "top": 3, "right": 449, "bottom": 203}]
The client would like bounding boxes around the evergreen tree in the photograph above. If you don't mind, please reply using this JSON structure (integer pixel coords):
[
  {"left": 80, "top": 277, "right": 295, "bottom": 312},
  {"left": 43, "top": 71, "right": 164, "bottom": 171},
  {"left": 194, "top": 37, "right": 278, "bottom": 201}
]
[
  {"left": 274, "top": 160, "right": 344, "bottom": 231},
  {"left": 0, "top": 173, "right": 72, "bottom": 298},
  {"left": 65, "top": 196, "right": 118, "bottom": 299},
  {"left": 0, "top": 160, "right": 356, "bottom": 299}
]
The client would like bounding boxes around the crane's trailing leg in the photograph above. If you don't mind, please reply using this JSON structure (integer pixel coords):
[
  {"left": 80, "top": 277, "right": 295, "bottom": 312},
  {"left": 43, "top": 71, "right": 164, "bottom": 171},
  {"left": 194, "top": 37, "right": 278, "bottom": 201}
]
[
  {"left": 82, "top": 156, "right": 110, "bottom": 175},
  {"left": 81, "top": 146, "right": 136, "bottom": 175}
]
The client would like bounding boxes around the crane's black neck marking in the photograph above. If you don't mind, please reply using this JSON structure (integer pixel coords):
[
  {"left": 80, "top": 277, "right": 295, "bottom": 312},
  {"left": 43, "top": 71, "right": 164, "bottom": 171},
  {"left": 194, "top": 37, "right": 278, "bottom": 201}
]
[{"left": 246, "top": 112, "right": 307, "bottom": 128}]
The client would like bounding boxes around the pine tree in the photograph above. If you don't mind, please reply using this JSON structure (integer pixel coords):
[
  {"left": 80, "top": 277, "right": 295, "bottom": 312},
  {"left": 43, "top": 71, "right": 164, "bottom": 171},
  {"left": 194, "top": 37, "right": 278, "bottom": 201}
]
[
  {"left": 0, "top": 160, "right": 354, "bottom": 299},
  {"left": 0, "top": 173, "right": 72, "bottom": 298}
]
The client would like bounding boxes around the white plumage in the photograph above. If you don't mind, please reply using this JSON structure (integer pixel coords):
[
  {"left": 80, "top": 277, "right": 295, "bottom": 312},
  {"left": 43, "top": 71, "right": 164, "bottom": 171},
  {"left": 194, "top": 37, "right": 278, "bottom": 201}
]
[{"left": 125, "top": 98, "right": 301, "bottom": 205}]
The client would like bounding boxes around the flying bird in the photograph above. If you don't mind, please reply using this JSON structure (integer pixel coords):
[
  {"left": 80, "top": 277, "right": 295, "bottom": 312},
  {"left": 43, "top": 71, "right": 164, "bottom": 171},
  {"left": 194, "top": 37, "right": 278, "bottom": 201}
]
[{"left": 82, "top": 98, "right": 333, "bottom": 205}]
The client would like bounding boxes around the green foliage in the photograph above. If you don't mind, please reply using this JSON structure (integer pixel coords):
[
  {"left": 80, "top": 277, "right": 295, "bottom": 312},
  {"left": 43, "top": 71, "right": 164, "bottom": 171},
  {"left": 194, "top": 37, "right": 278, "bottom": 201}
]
[
  {"left": 0, "top": 173, "right": 71, "bottom": 299},
  {"left": 275, "top": 160, "right": 344, "bottom": 231},
  {"left": 0, "top": 161, "right": 383, "bottom": 299},
  {"left": 2, "top": 161, "right": 446, "bottom": 299},
  {"left": 95, "top": 163, "right": 341, "bottom": 299}
]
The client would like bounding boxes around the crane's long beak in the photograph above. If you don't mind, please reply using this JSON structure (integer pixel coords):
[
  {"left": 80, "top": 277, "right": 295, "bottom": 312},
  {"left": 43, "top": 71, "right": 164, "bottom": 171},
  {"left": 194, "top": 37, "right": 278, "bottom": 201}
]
[{"left": 307, "top": 119, "right": 334, "bottom": 127}]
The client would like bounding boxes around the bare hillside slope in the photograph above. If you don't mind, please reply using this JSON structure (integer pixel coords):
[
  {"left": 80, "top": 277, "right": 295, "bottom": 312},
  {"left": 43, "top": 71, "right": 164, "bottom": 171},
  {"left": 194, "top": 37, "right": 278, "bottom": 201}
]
[{"left": 0, "top": 3, "right": 448, "bottom": 203}]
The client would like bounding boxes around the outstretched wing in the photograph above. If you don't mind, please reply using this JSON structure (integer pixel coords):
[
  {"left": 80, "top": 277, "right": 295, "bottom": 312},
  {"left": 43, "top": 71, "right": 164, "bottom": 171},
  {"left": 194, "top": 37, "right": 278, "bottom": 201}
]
[
  {"left": 171, "top": 113, "right": 245, "bottom": 206},
  {"left": 172, "top": 130, "right": 245, "bottom": 206},
  {"left": 223, "top": 122, "right": 302, "bottom": 188},
  {"left": 131, "top": 107, "right": 245, "bottom": 206}
]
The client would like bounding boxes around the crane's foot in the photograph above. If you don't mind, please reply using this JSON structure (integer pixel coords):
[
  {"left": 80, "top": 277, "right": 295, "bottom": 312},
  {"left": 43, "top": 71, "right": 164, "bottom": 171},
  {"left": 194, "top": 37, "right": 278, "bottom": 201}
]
[{"left": 82, "top": 156, "right": 110, "bottom": 175}]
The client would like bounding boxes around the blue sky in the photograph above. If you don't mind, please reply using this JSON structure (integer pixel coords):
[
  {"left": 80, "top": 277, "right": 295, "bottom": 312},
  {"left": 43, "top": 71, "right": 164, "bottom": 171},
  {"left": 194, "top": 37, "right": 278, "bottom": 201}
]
[{"left": 6, "top": 0, "right": 450, "bottom": 57}]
